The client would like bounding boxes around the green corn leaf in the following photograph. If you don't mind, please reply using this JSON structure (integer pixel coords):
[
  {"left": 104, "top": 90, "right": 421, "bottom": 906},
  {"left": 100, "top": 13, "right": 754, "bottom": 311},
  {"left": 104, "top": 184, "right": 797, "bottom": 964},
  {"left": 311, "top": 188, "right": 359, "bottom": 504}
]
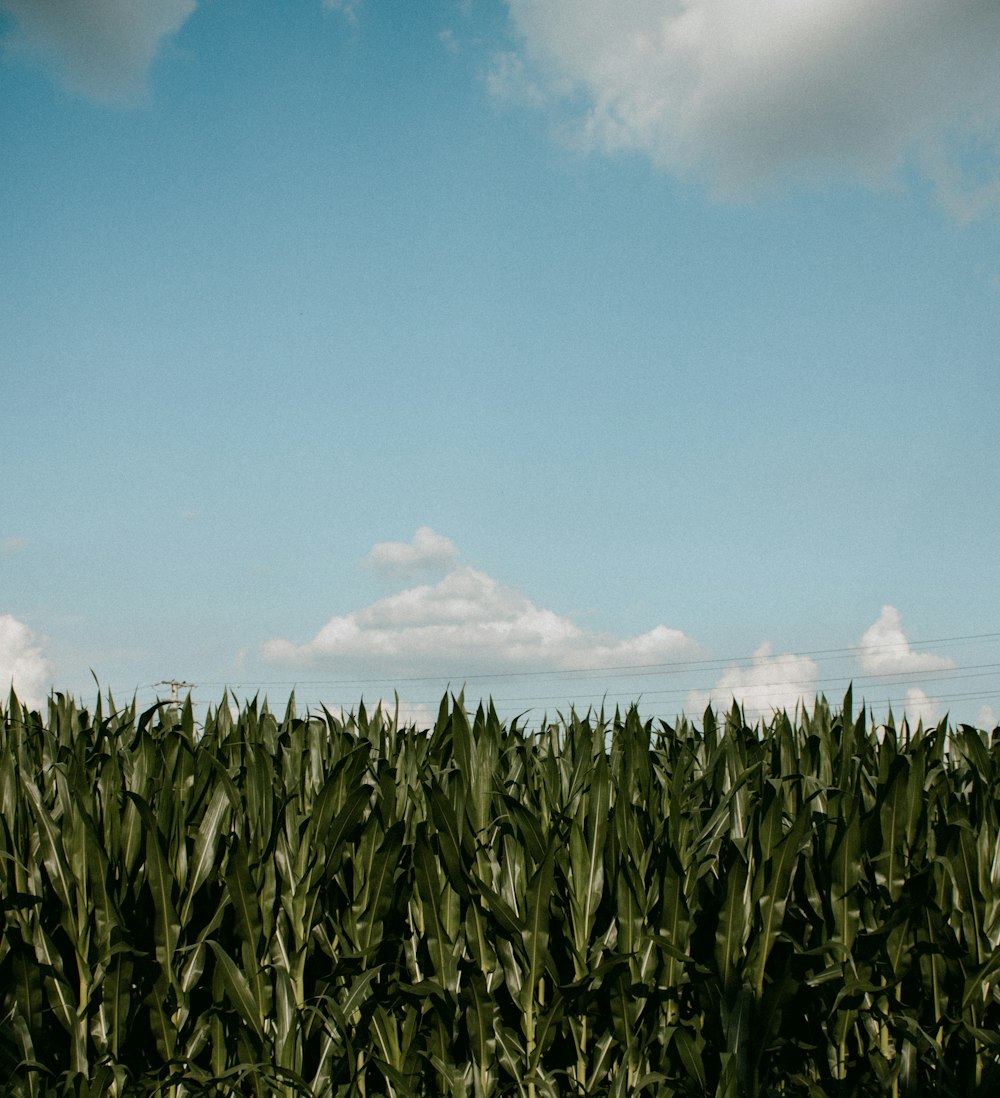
[
  {"left": 500, "top": 793, "right": 547, "bottom": 866},
  {"left": 715, "top": 850, "right": 752, "bottom": 994},
  {"left": 464, "top": 973, "right": 498, "bottom": 1098},
  {"left": 20, "top": 776, "right": 76, "bottom": 915},
  {"left": 207, "top": 940, "right": 265, "bottom": 1043},
  {"left": 144, "top": 970, "right": 179, "bottom": 1065},
  {"left": 319, "top": 782, "right": 375, "bottom": 881},
  {"left": 657, "top": 854, "right": 693, "bottom": 993},
  {"left": 125, "top": 792, "right": 181, "bottom": 988},
  {"left": 308, "top": 742, "right": 372, "bottom": 841},
  {"left": 493, "top": 1019, "right": 527, "bottom": 1088},
  {"left": 830, "top": 807, "right": 861, "bottom": 955},
  {"left": 351, "top": 820, "right": 404, "bottom": 959},
  {"left": 429, "top": 782, "right": 471, "bottom": 895},
  {"left": 750, "top": 804, "right": 811, "bottom": 996},
  {"left": 225, "top": 834, "right": 262, "bottom": 962},
  {"left": 567, "top": 749, "right": 610, "bottom": 970},
  {"left": 30, "top": 922, "right": 77, "bottom": 1036},
  {"left": 519, "top": 840, "right": 556, "bottom": 1016},
  {"left": 179, "top": 782, "right": 231, "bottom": 928},
  {"left": 875, "top": 756, "right": 910, "bottom": 903},
  {"left": 672, "top": 1026, "right": 706, "bottom": 1092},
  {"left": 414, "top": 828, "right": 462, "bottom": 994}
]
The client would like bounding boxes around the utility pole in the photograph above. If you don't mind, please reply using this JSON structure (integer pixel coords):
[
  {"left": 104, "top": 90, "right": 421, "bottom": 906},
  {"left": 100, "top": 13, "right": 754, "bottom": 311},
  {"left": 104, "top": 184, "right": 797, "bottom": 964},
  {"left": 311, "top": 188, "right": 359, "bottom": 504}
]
[{"left": 156, "top": 679, "right": 194, "bottom": 712}]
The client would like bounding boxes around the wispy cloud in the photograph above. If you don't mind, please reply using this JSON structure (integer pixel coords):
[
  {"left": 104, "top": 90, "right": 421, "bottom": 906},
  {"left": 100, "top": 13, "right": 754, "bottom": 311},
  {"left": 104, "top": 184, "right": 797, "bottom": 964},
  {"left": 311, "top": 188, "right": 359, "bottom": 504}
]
[
  {"left": 487, "top": 49, "right": 546, "bottom": 108},
  {"left": 498, "top": 0, "right": 1000, "bottom": 214},
  {"left": 323, "top": 0, "right": 361, "bottom": 27},
  {"left": 0, "top": 613, "right": 53, "bottom": 709},
  {"left": 366, "top": 527, "right": 459, "bottom": 577},
  {"left": 0, "top": 536, "right": 29, "bottom": 555},
  {"left": 686, "top": 642, "right": 818, "bottom": 719},
  {"left": 0, "top": 0, "right": 196, "bottom": 103}
]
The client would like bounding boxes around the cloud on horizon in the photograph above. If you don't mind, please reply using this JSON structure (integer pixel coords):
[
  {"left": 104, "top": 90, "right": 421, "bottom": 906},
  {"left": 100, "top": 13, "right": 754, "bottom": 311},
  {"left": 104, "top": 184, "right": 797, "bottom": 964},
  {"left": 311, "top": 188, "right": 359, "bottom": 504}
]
[
  {"left": 686, "top": 642, "right": 819, "bottom": 719},
  {"left": 902, "top": 687, "right": 940, "bottom": 729},
  {"left": 855, "top": 605, "right": 954, "bottom": 677},
  {"left": 264, "top": 534, "right": 985, "bottom": 725},
  {"left": 0, "top": 613, "right": 53, "bottom": 710},
  {"left": 497, "top": 0, "right": 1000, "bottom": 215},
  {"left": 682, "top": 604, "right": 963, "bottom": 722},
  {"left": 339, "top": 697, "right": 436, "bottom": 730},
  {"left": 0, "top": 0, "right": 196, "bottom": 103},
  {"left": 264, "top": 537, "right": 697, "bottom": 676}
]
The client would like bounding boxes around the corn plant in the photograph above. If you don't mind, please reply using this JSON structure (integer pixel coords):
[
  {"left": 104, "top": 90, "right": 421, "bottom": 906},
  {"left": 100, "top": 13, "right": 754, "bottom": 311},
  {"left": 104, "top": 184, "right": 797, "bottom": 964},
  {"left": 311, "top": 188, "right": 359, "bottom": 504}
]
[{"left": 2, "top": 686, "right": 999, "bottom": 1096}]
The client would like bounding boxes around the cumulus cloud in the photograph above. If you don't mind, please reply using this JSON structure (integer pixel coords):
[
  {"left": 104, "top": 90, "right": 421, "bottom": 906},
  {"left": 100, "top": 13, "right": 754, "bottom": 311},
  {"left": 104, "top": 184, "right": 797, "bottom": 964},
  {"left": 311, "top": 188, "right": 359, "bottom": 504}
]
[
  {"left": 856, "top": 606, "right": 954, "bottom": 676},
  {"left": 264, "top": 562, "right": 695, "bottom": 675},
  {"left": 0, "top": 0, "right": 196, "bottom": 103},
  {"left": 0, "top": 536, "right": 29, "bottom": 554},
  {"left": 902, "top": 687, "right": 940, "bottom": 729},
  {"left": 0, "top": 614, "right": 53, "bottom": 709},
  {"left": 497, "top": 0, "right": 1000, "bottom": 211},
  {"left": 977, "top": 704, "right": 998, "bottom": 731},
  {"left": 366, "top": 527, "right": 459, "bottom": 577},
  {"left": 686, "top": 642, "right": 818, "bottom": 719}
]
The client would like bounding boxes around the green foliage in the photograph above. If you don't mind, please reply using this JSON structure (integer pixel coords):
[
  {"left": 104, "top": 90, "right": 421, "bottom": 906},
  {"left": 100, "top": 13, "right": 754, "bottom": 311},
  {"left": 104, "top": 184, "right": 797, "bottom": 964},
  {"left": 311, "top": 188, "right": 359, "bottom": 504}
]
[{"left": 2, "top": 687, "right": 999, "bottom": 1096}]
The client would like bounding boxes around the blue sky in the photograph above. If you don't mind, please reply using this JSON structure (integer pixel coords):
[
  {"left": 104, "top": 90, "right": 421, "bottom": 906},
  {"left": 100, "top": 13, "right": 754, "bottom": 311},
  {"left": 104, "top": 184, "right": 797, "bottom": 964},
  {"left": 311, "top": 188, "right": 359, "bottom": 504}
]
[{"left": 3, "top": 0, "right": 999, "bottom": 727}]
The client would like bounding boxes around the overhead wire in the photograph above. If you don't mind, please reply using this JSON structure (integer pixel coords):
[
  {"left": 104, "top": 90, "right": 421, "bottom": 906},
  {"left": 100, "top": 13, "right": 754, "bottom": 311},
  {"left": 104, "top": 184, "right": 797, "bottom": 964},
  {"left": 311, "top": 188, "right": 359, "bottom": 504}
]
[
  {"left": 184, "top": 631, "right": 1000, "bottom": 690},
  {"left": 105, "top": 626, "right": 1000, "bottom": 723}
]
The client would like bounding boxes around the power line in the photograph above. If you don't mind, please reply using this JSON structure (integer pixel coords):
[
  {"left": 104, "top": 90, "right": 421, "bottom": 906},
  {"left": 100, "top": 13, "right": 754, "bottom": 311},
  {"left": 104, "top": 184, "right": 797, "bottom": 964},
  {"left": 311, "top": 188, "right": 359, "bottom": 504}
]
[
  {"left": 182, "top": 629, "right": 1000, "bottom": 689},
  {"left": 263, "top": 660, "right": 1000, "bottom": 718},
  {"left": 190, "top": 659, "right": 1000, "bottom": 693},
  {"left": 64, "top": 627, "right": 996, "bottom": 720}
]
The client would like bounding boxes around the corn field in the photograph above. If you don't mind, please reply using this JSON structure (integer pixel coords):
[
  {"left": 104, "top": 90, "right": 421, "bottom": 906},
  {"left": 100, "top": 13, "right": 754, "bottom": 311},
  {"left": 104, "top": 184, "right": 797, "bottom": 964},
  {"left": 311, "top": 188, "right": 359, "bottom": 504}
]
[{"left": 2, "top": 687, "right": 999, "bottom": 1097}]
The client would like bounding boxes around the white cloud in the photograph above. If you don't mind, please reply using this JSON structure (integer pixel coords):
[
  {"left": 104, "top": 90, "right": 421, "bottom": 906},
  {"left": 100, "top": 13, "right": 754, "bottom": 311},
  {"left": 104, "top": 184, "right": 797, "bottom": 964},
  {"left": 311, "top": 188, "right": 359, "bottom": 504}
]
[
  {"left": 341, "top": 698, "right": 436, "bottom": 731},
  {"left": 0, "top": 0, "right": 196, "bottom": 103},
  {"left": 0, "top": 614, "right": 54, "bottom": 710},
  {"left": 856, "top": 606, "right": 954, "bottom": 676},
  {"left": 903, "top": 687, "right": 940, "bottom": 729},
  {"left": 366, "top": 527, "right": 459, "bottom": 576},
  {"left": 386, "top": 698, "right": 435, "bottom": 729},
  {"left": 264, "top": 562, "right": 695, "bottom": 675},
  {"left": 686, "top": 641, "right": 818, "bottom": 719},
  {"left": 498, "top": 0, "right": 1000, "bottom": 212},
  {"left": 977, "top": 704, "right": 997, "bottom": 730}
]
